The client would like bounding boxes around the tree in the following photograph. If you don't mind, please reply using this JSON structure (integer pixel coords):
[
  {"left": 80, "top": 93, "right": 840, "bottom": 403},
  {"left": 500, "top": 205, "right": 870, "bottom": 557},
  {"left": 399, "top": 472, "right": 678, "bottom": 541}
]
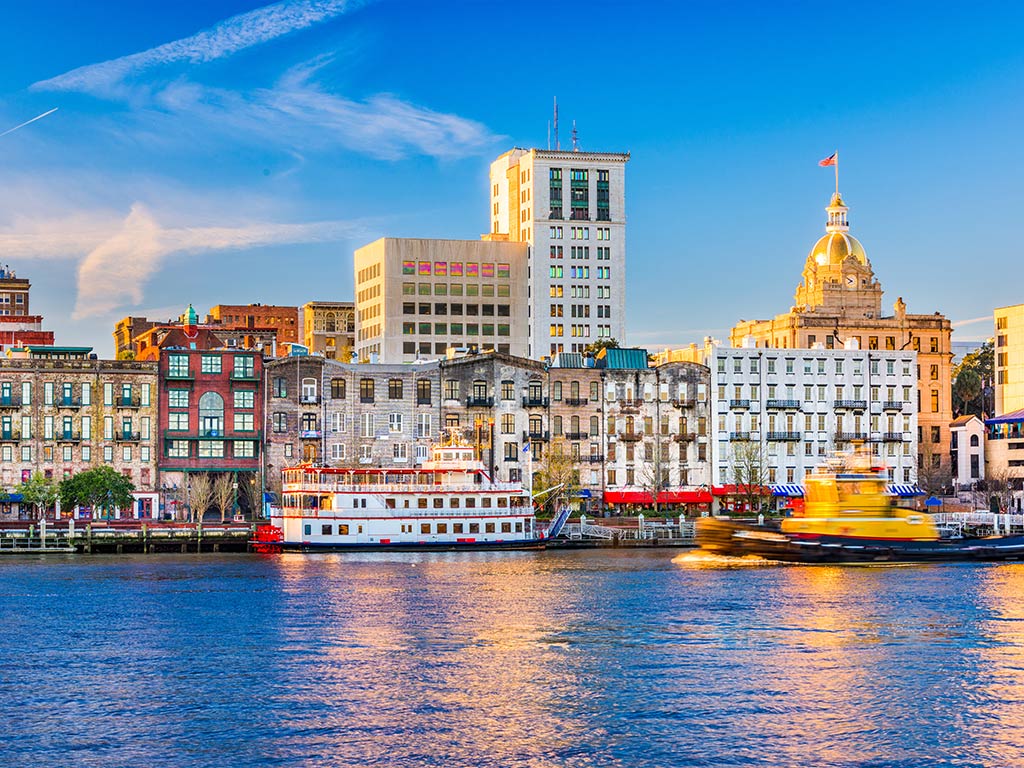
[
  {"left": 917, "top": 441, "right": 953, "bottom": 498},
  {"left": 637, "top": 442, "right": 671, "bottom": 516},
  {"left": 583, "top": 338, "right": 620, "bottom": 356},
  {"left": 213, "top": 473, "right": 235, "bottom": 523},
  {"left": 531, "top": 438, "right": 580, "bottom": 519},
  {"left": 187, "top": 473, "right": 215, "bottom": 523},
  {"left": 953, "top": 341, "right": 994, "bottom": 417},
  {"left": 982, "top": 467, "right": 1020, "bottom": 513},
  {"left": 18, "top": 472, "right": 59, "bottom": 520},
  {"left": 731, "top": 441, "right": 773, "bottom": 515},
  {"left": 236, "top": 470, "right": 263, "bottom": 519},
  {"left": 59, "top": 466, "right": 135, "bottom": 519},
  {"left": 116, "top": 349, "right": 136, "bottom": 361}
]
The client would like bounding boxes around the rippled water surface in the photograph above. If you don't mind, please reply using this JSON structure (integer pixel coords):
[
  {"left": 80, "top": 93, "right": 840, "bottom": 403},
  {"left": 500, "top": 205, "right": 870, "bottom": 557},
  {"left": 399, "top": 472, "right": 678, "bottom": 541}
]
[{"left": 3, "top": 551, "right": 1024, "bottom": 767}]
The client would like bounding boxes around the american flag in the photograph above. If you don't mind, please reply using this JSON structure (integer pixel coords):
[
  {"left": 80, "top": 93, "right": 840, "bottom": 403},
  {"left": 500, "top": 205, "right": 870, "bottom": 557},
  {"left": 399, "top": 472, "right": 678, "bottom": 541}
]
[{"left": 819, "top": 153, "right": 837, "bottom": 167}]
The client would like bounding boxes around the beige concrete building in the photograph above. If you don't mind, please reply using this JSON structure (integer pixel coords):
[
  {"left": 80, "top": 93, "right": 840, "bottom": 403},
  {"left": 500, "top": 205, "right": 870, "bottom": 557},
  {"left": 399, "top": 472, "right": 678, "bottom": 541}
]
[
  {"left": 0, "top": 353, "right": 160, "bottom": 519},
  {"left": 729, "top": 191, "right": 953, "bottom": 478},
  {"left": 489, "top": 148, "right": 630, "bottom": 357},
  {"left": 995, "top": 303, "right": 1024, "bottom": 416},
  {"left": 302, "top": 301, "right": 355, "bottom": 360},
  {"left": 353, "top": 238, "right": 529, "bottom": 363}
]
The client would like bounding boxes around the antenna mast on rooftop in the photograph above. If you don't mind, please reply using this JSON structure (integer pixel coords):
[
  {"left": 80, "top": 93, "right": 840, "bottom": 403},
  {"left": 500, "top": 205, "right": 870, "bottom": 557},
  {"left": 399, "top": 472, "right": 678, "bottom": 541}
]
[
  {"left": 553, "top": 97, "right": 559, "bottom": 151},
  {"left": 571, "top": 120, "right": 579, "bottom": 151}
]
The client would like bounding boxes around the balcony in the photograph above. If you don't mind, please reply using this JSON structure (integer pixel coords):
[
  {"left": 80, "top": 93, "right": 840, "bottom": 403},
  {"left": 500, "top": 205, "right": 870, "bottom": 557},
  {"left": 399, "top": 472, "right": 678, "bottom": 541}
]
[
  {"left": 0, "top": 430, "right": 21, "bottom": 442},
  {"left": 835, "top": 432, "right": 868, "bottom": 442},
  {"left": 58, "top": 397, "right": 83, "bottom": 409},
  {"left": 617, "top": 431, "right": 642, "bottom": 442},
  {"left": 671, "top": 398, "right": 696, "bottom": 409},
  {"left": 882, "top": 401, "right": 904, "bottom": 411},
  {"left": 563, "top": 397, "right": 589, "bottom": 406},
  {"left": 230, "top": 370, "right": 259, "bottom": 381},
  {"left": 466, "top": 395, "right": 494, "bottom": 408},
  {"left": 673, "top": 432, "right": 697, "bottom": 443},
  {"left": 522, "top": 395, "right": 549, "bottom": 408},
  {"left": 299, "top": 395, "right": 320, "bottom": 405},
  {"left": 730, "top": 399, "right": 751, "bottom": 409},
  {"left": 619, "top": 398, "right": 645, "bottom": 408},
  {"left": 834, "top": 400, "right": 867, "bottom": 410},
  {"left": 882, "top": 432, "right": 904, "bottom": 442},
  {"left": 729, "top": 432, "right": 751, "bottom": 441},
  {"left": 0, "top": 396, "right": 22, "bottom": 409},
  {"left": 766, "top": 399, "right": 800, "bottom": 410},
  {"left": 116, "top": 396, "right": 141, "bottom": 409},
  {"left": 522, "top": 430, "right": 550, "bottom": 442},
  {"left": 300, "top": 429, "right": 322, "bottom": 439},
  {"left": 166, "top": 369, "right": 194, "bottom": 380},
  {"left": 115, "top": 431, "right": 142, "bottom": 442},
  {"left": 767, "top": 431, "right": 802, "bottom": 442},
  {"left": 581, "top": 454, "right": 605, "bottom": 463},
  {"left": 564, "top": 431, "right": 590, "bottom": 441},
  {"left": 56, "top": 431, "right": 82, "bottom": 443}
]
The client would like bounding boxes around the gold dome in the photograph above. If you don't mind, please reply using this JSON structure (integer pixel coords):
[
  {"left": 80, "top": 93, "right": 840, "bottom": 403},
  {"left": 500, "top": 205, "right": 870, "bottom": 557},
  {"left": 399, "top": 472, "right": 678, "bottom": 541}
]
[{"left": 808, "top": 231, "right": 868, "bottom": 268}]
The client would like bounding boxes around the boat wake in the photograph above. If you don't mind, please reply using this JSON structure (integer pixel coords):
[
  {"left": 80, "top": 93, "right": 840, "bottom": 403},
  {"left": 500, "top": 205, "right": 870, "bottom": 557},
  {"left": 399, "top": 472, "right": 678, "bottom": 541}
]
[{"left": 672, "top": 550, "right": 788, "bottom": 568}]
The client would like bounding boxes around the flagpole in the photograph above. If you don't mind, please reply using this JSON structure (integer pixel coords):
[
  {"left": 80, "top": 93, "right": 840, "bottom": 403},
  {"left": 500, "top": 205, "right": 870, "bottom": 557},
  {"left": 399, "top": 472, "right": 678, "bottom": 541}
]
[{"left": 834, "top": 150, "right": 839, "bottom": 197}]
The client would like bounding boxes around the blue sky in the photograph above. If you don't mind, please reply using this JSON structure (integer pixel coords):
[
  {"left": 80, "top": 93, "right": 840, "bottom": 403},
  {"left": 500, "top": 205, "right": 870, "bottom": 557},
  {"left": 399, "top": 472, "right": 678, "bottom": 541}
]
[{"left": 1, "top": 0, "right": 1022, "bottom": 354}]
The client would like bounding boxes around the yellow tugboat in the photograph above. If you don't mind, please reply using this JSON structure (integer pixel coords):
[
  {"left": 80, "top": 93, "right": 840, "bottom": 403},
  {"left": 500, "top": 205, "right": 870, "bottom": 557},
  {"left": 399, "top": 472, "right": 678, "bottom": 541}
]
[{"left": 697, "top": 446, "right": 1024, "bottom": 563}]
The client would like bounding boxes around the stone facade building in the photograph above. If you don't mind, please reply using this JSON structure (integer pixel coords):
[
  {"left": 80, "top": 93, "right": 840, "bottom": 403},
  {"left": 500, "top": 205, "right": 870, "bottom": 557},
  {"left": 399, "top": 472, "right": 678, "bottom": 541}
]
[
  {"left": 263, "top": 357, "right": 441, "bottom": 498},
  {"left": 0, "top": 352, "right": 159, "bottom": 518}
]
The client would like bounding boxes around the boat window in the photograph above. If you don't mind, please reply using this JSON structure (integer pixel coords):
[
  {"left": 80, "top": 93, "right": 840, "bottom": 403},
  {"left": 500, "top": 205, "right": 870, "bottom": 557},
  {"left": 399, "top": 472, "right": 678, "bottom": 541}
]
[
  {"left": 466, "top": 498, "right": 476, "bottom": 508},
  {"left": 420, "top": 523, "right": 430, "bottom": 534},
  {"left": 453, "top": 523, "right": 464, "bottom": 533},
  {"left": 526, "top": 520, "right": 532, "bottom": 533},
  {"left": 497, "top": 497, "right": 508, "bottom": 508},
  {"left": 404, "top": 499, "right": 411, "bottom": 508},
  {"left": 386, "top": 498, "right": 396, "bottom": 509},
  {"left": 481, "top": 497, "right": 492, "bottom": 508},
  {"left": 451, "top": 498, "right": 460, "bottom": 508},
  {"left": 361, "top": 499, "right": 367, "bottom": 508},
  {"left": 485, "top": 523, "right": 495, "bottom": 533},
  {"left": 339, "top": 525, "right": 350, "bottom": 535},
  {"left": 418, "top": 498, "right": 428, "bottom": 509},
  {"left": 469, "top": 523, "right": 480, "bottom": 534},
  {"left": 356, "top": 526, "right": 362, "bottom": 534},
  {"left": 352, "top": 498, "right": 359, "bottom": 508},
  {"left": 501, "top": 522, "right": 512, "bottom": 533},
  {"left": 433, "top": 498, "right": 444, "bottom": 508},
  {"left": 322, "top": 525, "right": 332, "bottom": 536},
  {"left": 303, "top": 524, "right": 311, "bottom": 536},
  {"left": 437, "top": 523, "right": 448, "bottom": 534},
  {"left": 515, "top": 522, "right": 523, "bottom": 533}
]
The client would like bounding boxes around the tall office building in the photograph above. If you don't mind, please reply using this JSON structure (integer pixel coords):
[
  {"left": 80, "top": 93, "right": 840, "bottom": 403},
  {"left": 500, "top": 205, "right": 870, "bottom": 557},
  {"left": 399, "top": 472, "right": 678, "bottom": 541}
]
[{"left": 488, "top": 148, "right": 629, "bottom": 358}]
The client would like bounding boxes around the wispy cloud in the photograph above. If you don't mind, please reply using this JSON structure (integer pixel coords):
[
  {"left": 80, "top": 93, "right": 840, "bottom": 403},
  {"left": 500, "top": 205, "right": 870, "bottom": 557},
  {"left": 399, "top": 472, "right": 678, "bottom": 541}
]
[
  {"left": 32, "top": 0, "right": 362, "bottom": 97},
  {"left": 0, "top": 203, "right": 363, "bottom": 318},
  {"left": 952, "top": 315, "right": 992, "bottom": 328}
]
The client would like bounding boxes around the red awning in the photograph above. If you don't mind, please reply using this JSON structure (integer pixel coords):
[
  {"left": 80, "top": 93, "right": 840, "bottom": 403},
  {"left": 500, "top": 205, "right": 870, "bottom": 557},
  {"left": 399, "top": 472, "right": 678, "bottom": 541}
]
[
  {"left": 604, "top": 489, "right": 713, "bottom": 504},
  {"left": 712, "top": 484, "right": 771, "bottom": 496}
]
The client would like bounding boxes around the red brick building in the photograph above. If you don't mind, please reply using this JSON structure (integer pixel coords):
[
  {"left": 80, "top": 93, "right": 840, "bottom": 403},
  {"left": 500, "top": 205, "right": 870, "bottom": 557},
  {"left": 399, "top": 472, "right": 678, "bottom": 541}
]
[
  {"left": 154, "top": 319, "right": 264, "bottom": 519},
  {"left": 0, "top": 265, "right": 55, "bottom": 353}
]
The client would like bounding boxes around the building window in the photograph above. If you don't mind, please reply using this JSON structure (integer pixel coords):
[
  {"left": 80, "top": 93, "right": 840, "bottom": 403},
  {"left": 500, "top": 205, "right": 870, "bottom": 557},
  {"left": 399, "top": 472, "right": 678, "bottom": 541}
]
[
  {"left": 416, "top": 379, "right": 432, "bottom": 404},
  {"left": 168, "top": 413, "right": 189, "bottom": 431},
  {"left": 234, "top": 390, "right": 254, "bottom": 409},
  {"left": 360, "top": 378, "right": 375, "bottom": 402},
  {"left": 166, "top": 440, "right": 189, "bottom": 458},
  {"left": 198, "top": 392, "right": 225, "bottom": 436},
  {"left": 168, "top": 355, "right": 190, "bottom": 378},
  {"left": 389, "top": 379, "right": 403, "bottom": 400},
  {"left": 201, "top": 355, "right": 222, "bottom": 374},
  {"left": 235, "top": 441, "right": 256, "bottom": 458},
  {"left": 168, "top": 389, "right": 189, "bottom": 408},
  {"left": 199, "top": 441, "right": 225, "bottom": 458},
  {"left": 234, "top": 413, "right": 255, "bottom": 432},
  {"left": 273, "top": 377, "right": 288, "bottom": 397}
]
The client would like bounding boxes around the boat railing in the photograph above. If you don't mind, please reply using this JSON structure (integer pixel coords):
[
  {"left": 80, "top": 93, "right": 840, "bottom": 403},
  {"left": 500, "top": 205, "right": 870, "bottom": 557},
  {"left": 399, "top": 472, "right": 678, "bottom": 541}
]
[
  {"left": 933, "top": 511, "right": 1024, "bottom": 534},
  {"left": 282, "top": 482, "right": 525, "bottom": 494},
  {"left": 277, "top": 506, "right": 532, "bottom": 519}
]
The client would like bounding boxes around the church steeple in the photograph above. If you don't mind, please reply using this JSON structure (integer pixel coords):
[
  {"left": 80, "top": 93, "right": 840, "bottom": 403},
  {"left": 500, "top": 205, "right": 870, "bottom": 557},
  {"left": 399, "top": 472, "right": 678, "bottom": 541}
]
[{"left": 825, "top": 192, "right": 849, "bottom": 233}]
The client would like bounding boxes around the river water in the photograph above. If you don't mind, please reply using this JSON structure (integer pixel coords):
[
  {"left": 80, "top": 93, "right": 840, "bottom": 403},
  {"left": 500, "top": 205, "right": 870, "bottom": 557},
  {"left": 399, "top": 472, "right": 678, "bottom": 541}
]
[{"left": 2, "top": 550, "right": 1023, "bottom": 767}]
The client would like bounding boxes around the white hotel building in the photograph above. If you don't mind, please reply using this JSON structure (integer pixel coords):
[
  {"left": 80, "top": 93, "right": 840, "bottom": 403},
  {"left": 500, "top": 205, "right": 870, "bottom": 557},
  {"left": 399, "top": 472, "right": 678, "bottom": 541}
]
[
  {"left": 488, "top": 148, "right": 629, "bottom": 359},
  {"left": 707, "top": 343, "right": 919, "bottom": 489}
]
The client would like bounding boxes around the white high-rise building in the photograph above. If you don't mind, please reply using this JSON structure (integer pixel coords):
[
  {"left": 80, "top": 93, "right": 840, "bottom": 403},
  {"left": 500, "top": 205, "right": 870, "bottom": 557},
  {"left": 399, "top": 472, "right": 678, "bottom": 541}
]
[{"left": 488, "top": 148, "right": 629, "bottom": 359}]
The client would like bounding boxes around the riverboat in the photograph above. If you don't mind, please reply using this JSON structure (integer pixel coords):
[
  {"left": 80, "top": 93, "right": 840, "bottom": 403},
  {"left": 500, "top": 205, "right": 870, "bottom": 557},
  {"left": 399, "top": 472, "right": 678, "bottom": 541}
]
[
  {"left": 259, "top": 435, "right": 566, "bottom": 552},
  {"left": 696, "top": 446, "right": 1024, "bottom": 563}
]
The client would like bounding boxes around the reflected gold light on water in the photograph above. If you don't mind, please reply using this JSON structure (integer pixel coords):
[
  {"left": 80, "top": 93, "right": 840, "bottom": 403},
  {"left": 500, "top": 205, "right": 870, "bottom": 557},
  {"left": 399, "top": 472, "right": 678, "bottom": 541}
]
[
  {"left": 265, "top": 552, "right": 590, "bottom": 766},
  {"left": 671, "top": 550, "right": 786, "bottom": 568}
]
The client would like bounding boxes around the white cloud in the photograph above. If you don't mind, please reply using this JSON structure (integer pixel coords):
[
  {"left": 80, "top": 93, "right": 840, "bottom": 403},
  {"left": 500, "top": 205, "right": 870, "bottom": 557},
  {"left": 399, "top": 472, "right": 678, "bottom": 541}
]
[
  {"left": 0, "top": 202, "right": 362, "bottom": 319},
  {"left": 32, "top": 0, "right": 362, "bottom": 98}
]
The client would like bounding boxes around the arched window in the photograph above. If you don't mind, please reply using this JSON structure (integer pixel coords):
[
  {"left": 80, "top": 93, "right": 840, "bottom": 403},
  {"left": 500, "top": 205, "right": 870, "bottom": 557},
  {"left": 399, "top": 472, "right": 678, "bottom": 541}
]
[
  {"left": 970, "top": 434, "right": 979, "bottom": 447},
  {"left": 199, "top": 392, "right": 224, "bottom": 436},
  {"left": 302, "top": 377, "right": 317, "bottom": 403},
  {"left": 325, "top": 313, "right": 337, "bottom": 333}
]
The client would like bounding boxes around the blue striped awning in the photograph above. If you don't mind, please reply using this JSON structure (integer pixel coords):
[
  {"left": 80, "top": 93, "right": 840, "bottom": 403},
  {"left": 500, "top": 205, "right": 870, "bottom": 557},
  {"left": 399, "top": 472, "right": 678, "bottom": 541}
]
[
  {"left": 886, "top": 484, "right": 924, "bottom": 497},
  {"left": 771, "top": 484, "right": 805, "bottom": 497}
]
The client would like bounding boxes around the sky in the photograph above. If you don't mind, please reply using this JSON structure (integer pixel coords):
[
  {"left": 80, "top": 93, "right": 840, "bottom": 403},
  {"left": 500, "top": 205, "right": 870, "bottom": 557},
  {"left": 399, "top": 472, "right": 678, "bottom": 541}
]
[{"left": 1, "top": 0, "right": 1023, "bottom": 355}]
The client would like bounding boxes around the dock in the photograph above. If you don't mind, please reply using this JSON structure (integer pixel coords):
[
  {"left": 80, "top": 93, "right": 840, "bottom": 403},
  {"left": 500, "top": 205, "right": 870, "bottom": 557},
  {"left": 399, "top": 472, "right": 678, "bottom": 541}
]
[{"left": 0, "top": 521, "right": 254, "bottom": 555}]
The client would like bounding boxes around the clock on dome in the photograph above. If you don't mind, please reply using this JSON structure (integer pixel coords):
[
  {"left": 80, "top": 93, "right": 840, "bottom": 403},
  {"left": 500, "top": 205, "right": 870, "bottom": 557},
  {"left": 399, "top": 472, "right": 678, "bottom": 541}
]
[{"left": 845, "top": 274, "right": 856, "bottom": 288}]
